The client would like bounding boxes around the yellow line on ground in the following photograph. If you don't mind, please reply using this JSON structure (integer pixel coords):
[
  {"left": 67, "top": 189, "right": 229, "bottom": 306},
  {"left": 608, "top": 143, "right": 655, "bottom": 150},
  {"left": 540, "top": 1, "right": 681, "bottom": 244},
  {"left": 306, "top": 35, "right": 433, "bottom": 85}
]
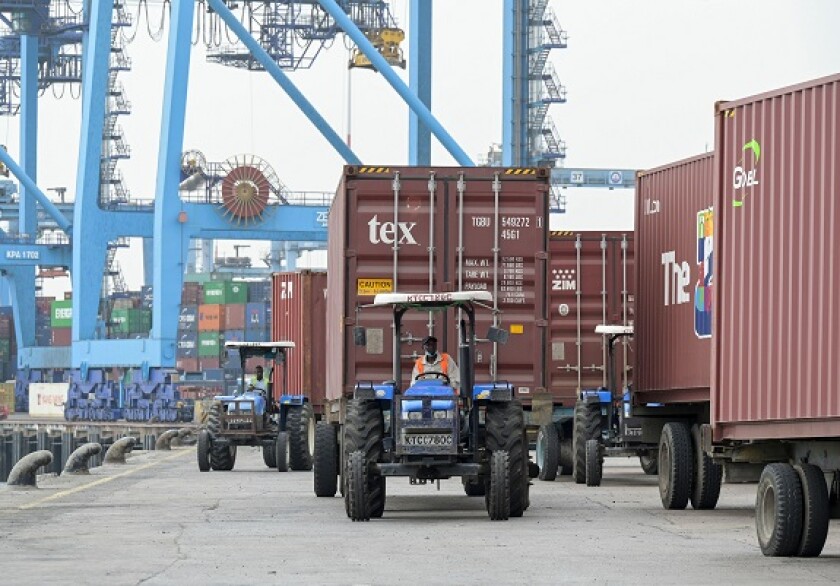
[{"left": 18, "top": 449, "right": 192, "bottom": 510}]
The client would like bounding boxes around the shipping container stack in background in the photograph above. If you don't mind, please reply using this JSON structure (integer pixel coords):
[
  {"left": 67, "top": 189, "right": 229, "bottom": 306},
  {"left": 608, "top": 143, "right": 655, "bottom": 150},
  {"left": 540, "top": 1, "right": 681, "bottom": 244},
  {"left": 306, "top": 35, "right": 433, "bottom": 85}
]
[
  {"left": 271, "top": 270, "right": 327, "bottom": 414},
  {"left": 325, "top": 166, "right": 550, "bottom": 420},
  {"left": 708, "top": 74, "right": 840, "bottom": 557},
  {"left": 0, "top": 307, "right": 16, "bottom": 384}
]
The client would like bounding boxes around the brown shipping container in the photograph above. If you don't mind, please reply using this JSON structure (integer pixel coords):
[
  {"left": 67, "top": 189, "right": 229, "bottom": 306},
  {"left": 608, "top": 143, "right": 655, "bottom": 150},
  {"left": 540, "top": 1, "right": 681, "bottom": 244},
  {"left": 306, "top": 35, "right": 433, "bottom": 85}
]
[
  {"left": 635, "top": 153, "right": 715, "bottom": 404},
  {"left": 224, "top": 304, "right": 246, "bottom": 330},
  {"left": 51, "top": 327, "right": 72, "bottom": 346},
  {"left": 177, "top": 357, "right": 199, "bottom": 372},
  {"left": 548, "top": 232, "right": 634, "bottom": 406},
  {"left": 271, "top": 271, "right": 328, "bottom": 411},
  {"left": 200, "top": 357, "right": 220, "bottom": 370},
  {"left": 712, "top": 74, "right": 840, "bottom": 441},
  {"left": 326, "top": 166, "right": 550, "bottom": 403},
  {"left": 198, "top": 304, "right": 222, "bottom": 331}
]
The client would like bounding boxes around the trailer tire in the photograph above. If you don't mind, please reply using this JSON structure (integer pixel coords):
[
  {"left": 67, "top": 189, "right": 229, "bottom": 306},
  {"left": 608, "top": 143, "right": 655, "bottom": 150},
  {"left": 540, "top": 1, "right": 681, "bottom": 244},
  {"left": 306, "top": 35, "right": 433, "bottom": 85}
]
[
  {"left": 486, "top": 451, "right": 511, "bottom": 521},
  {"left": 486, "top": 401, "right": 528, "bottom": 517},
  {"left": 314, "top": 422, "right": 338, "bottom": 497},
  {"left": 287, "top": 404, "right": 314, "bottom": 471},
  {"left": 275, "top": 431, "right": 289, "bottom": 472},
  {"left": 585, "top": 439, "right": 602, "bottom": 487},
  {"left": 463, "top": 477, "right": 486, "bottom": 496},
  {"left": 346, "top": 450, "right": 370, "bottom": 522},
  {"left": 197, "top": 430, "right": 211, "bottom": 472},
  {"left": 690, "top": 424, "right": 722, "bottom": 510},
  {"left": 756, "top": 463, "right": 803, "bottom": 557},
  {"left": 536, "top": 423, "right": 560, "bottom": 481},
  {"left": 639, "top": 453, "right": 658, "bottom": 475},
  {"left": 794, "top": 464, "right": 830, "bottom": 557},
  {"left": 573, "top": 399, "right": 601, "bottom": 484},
  {"left": 344, "top": 399, "right": 385, "bottom": 519},
  {"left": 658, "top": 423, "right": 692, "bottom": 510}
]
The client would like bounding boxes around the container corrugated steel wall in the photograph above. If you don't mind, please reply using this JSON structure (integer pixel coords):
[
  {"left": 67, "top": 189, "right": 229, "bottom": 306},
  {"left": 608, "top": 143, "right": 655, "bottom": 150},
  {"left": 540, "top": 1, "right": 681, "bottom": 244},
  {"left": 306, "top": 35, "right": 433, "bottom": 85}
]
[
  {"left": 635, "top": 153, "right": 715, "bottom": 404},
  {"left": 326, "top": 166, "right": 550, "bottom": 403},
  {"left": 272, "top": 271, "right": 327, "bottom": 411},
  {"left": 548, "top": 232, "right": 634, "bottom": 406},
  {"left": 712, "top": 74, "right": 840, "bottom": 441}
]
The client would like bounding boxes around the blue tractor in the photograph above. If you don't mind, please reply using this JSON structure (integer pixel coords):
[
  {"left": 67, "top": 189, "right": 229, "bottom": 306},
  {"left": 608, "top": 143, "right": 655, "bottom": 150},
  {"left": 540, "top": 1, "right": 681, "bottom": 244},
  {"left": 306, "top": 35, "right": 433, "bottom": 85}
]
[
  {"left": 314, "top": 291, "right": 535, "bottom": 521},
  {"left": 196, "top": 341, "right": 315, "bottom": 472}
]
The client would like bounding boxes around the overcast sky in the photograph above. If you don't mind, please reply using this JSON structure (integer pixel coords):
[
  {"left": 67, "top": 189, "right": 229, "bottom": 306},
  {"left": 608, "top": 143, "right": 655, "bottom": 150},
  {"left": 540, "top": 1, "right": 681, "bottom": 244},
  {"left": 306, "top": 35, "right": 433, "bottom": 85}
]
[{"left": 5, "top": 0, "right": 839, "bottom": 292}]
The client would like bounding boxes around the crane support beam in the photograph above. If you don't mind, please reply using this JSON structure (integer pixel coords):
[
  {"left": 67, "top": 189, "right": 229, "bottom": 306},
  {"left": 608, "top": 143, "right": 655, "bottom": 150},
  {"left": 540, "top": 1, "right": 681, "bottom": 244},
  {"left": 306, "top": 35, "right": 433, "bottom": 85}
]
[
  {"left": 317, "top": 0, "right": 473, "bottom": 166},
  {"left": 0, "top": 243, "right": 71, "bottom": 267},
  {"left": 0, "top": 149, "right": 71, "bottom": 234},
  {"left": 207, "top": 0, "right": 361, "bottom": 166},
  {"left": 408, "top": 0, "right": 432, "bottom": 165}
]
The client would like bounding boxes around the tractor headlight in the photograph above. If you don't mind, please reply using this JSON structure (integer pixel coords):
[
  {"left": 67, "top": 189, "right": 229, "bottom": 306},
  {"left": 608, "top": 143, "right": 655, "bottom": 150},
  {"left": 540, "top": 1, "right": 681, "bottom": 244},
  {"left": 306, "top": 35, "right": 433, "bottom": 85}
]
[
  {"left": 433, "top": 410, "right": 454, "bottom": 420},
  {"left": 402, "top": 411, "right": 422, "bottom": 420}
]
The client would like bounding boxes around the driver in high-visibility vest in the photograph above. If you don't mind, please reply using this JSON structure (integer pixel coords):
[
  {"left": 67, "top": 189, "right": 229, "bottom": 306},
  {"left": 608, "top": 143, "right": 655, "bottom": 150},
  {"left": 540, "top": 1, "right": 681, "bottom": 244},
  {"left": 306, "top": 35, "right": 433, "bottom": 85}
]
[{"left": 411, "top": 335, "right": 461, "bottom": 393}]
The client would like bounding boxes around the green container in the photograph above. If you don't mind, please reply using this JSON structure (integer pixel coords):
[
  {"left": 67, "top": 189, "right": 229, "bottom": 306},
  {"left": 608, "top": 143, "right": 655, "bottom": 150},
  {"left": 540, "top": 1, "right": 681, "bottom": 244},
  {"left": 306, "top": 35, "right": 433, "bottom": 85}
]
[
  {"left": 198, "top": 331, "right": 221, "bottom": 357},
  {"left": 111, "top": 309, "right": 152, "bottom": 334},
  {"left": 203, "top": 281, "right": 249, "bottom": 305},
  {"left": 51, "top": 300, "right": 73, "bottom": 328}
]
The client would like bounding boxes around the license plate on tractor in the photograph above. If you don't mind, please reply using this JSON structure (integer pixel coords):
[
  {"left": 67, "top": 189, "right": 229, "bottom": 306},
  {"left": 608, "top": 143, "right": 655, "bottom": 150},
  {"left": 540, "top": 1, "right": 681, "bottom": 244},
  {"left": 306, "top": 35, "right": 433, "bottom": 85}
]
[{"left": 404, "top": 434, "right": 454, "bottom": 447}]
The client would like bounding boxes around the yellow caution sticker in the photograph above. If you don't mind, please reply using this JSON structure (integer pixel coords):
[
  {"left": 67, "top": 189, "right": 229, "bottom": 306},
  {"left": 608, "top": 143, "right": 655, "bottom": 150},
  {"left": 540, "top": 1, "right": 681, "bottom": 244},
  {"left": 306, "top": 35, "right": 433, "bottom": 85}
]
[
  {"left": 357, "top": 278, "right": 393, "bottom": 296},
  {"left": 510, "top": 324, "right": 524, "bottom": 334}
]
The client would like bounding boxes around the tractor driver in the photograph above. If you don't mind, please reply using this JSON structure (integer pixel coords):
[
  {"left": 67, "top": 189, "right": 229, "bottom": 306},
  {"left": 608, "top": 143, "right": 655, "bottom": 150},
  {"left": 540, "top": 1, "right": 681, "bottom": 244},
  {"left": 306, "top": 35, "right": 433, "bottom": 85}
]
[
  {"left": 248, "top": 365, "right": 268, "bottom": 396},
  {"left": 411, "top": 335, "right": 461, "bottom": 393}
]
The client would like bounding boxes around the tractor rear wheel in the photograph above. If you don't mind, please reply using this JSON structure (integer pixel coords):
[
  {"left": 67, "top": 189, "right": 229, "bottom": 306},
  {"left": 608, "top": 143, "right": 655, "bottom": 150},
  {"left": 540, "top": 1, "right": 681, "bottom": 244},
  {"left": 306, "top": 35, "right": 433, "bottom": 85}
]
[
  {"left": 573, "top": 399, "right": 601, "bottom": 484},
  {"left": 314, "top": 422, "right": 338, "bottom": 497},
  {"left": 486, "top": 401, "right": 528, "bottom": 517},
  {"left": 276, "top": 431, "right": 289, "bottom": 472},
  {"left": 343, "top": 399, "right": 385, "bottom": 518},
  {"left": 486, "top": 450, "right": 511, "bottom": 521},
  {"left": 346, "top": 450, "right": 370, "bottom": 522},
  {"left": 536, "top": 423, "right": 560, "bottom": 481},
  {"left": 288, "top": 404, "right": 315, "bottom": 471},
  {"left": 197, "top": 429, "right": 211, "bottom": 472}
]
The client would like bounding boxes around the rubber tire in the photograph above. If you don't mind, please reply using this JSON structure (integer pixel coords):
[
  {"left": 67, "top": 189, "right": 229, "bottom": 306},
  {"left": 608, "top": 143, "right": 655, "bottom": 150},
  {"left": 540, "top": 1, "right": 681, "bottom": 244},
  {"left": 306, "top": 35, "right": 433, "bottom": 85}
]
[
  {"left": 585, "top": 439, "right": 602, "bottom": 487},
  {"left": 314, "top": 422, "right": 339, "bottom": 497},
  {"left": 210, "top": 444, "right": 236, "bottom": 471},
  {"left": 658, "top": 422, "right": 693, "bottom": 510},
  {"left": 463, "top": 477, "right": 486, "bottom": 496},
  {"left": 486, "top": 451, "right": 511, "bottom": 521},
  {"left": 197, "top": 429, "right": 211, "bottom": 472},
  {"left": 573, "top": 399, "right": 601, "bottom": 484},
  {"left": 288, "top": 404, "right": 315, "bottom": 471},
  {"left": 346, "top": 450, "right": 370, "bottom": 521},
  {"left": 276, "top": 431, "right": 289, "bottom": 472},
  {"left": 486, "top": 401, "right": 528, "bottom": 517},
  {"left": 639, "top": 453, "right": 658, "bottom": 475},
  {"left": 536, "top": 423, "right": 560, "bottom": 481},
  {"left": 794, "top": 464, "right": 830, "bottom": 557},
  {"left": 207, "top": 401, "right": 221, "bottom": 438},
  {"left": 690, "top": 424, "right": 722, "bottom": 510},
  {"left": 343, "top": 399, "right": 385, "bottom": 518},
  {"left": 262, "top": 444, "right": 276, "bottom": 468},
  {"left": 756, "top": 463, "right": 804, "bottom": 557}
]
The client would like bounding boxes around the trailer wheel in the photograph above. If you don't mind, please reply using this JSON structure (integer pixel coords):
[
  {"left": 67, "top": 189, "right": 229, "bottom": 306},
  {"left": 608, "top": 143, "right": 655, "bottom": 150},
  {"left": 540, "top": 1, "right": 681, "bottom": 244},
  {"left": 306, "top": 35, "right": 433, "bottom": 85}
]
[
  {"left": 346, "top": 450, "right": 370, "bottom": 522},
  {"left": 756, "top": 463, "right": 803, "bottom": 556},
  {"left": 639, "top": 453, "right": 658, "bottom": 475},
  {"left": 262, "top": 443, "right": 276, "bottom": 468},
  {"left": 463, "top": 477, "right": 486, "bottom": 496},
  {"left": 573, "top": 399, "right": 601, "bottom": 484},
  {"left": 658, "top": 423, "right": 692, "bottom": 509},
  {"left": 314, "top": 422, "right": 338, "bottom": 497},
  {"left": 536, "top": 423, "right": 560, "bottom": 481},
  {"left": 197, "top": 429, "right": 211, "bottom": 472},
  {"left": 486, "top": 401, "right": 528, "bottom": 517},
  {"left": 486, "top": 450, "right": 511, "bottom": 521},
  {"left": 585, "top": 439, "right": 603, "bottom": 487},
  {"left": 275, "top": 431, "right": 289, "bottom": 472},
  {"left": 794, "top": 464, "right": 830, "bottom": 557},
  {"left": 344, "top": 399, "right": 385, "bottom": 518},
  {"left": 288, "top": 404, "right": 315, "bottom": 471},
  {"left": 690, "top": 424, "right": 722, "bottom": 510}
]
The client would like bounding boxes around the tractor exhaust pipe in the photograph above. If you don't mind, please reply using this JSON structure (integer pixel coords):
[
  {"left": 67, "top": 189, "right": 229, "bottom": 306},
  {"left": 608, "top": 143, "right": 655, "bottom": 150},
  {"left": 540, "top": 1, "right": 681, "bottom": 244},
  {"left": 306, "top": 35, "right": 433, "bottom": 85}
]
[
  {"left": 104, "top": 437, "right": 136, "bottom": 464},
  {"left": 155, "top": 430, "right": 180, "bottom": 451},
  {"left": 6, "top": 450, "right": 53, "bottom": 488},
  {"left": 63, "top": 443, "right": 103, "bottom": 475}
]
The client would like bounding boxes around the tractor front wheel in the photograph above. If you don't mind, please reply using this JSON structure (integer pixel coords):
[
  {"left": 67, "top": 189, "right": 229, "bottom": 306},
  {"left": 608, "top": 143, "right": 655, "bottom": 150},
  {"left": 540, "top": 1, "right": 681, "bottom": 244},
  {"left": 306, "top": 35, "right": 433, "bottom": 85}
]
[
  {"left": 288, "top": 404, "right": 315, "bottom": 471},
  {"left": 197, "top": 429, "right": 211, "bottom": 472},
  {"left": 486, "top": 451, "right": 511, "bottom": 521},
  {"left": 314, "top": 422, "right": 338, "bottom": 497},
  {"left": 276, "top": 431, "right": 289, "bottom": 472}
]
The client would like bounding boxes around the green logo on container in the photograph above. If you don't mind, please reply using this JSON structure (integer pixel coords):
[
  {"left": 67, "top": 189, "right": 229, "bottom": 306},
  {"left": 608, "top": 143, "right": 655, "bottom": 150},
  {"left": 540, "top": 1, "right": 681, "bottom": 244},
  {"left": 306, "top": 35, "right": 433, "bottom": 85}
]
[{"left": 733, "top": 139, "right": 761, "bottom": 208}]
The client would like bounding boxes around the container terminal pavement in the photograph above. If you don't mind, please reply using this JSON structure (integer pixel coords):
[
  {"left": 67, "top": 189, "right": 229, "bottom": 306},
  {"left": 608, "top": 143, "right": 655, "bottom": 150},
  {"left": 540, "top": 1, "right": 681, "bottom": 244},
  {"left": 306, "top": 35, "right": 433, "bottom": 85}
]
[{"left": 1, "top": 446, "right": 838, "bottom": 584}]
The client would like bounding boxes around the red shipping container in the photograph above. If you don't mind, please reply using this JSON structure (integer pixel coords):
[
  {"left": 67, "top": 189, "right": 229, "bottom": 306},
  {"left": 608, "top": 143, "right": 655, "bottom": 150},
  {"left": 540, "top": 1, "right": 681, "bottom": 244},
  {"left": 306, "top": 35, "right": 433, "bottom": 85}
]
[
  {"left": 198, "top": 304, "right": 223, "bottom": 331},
  {"left": 327, "top": 166, "right": 550, "bottom": 404},
  {"left": 177, "top": 358, "right": 199, "bottom": 372},
  {"left": 712, "top": 74, "right": 840, "bottom": 441},
  {"left": 200, "top": 357, "right": 220, "bottom": 370},
  {"left": 224, "top": 304, "right": 246, "bottom": 330},
  {"left": 51, "top": 327, "right": 72, "bottom": 346},
  {"left": 635, "top": 153, "right": 715, "bottom": 404},
  {"left": 272, "top": 271, "right": 327, "bottom": 411},
  {"left": 548, "top": 232, "right": 634, "bottom": 406}
]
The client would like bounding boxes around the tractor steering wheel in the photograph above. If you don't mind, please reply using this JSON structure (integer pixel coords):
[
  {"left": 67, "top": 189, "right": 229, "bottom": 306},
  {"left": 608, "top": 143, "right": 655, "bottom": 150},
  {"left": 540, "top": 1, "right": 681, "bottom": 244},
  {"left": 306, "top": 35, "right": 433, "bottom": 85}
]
[{"left": 415, "top": 372, "right": 451, "bottom": 385}]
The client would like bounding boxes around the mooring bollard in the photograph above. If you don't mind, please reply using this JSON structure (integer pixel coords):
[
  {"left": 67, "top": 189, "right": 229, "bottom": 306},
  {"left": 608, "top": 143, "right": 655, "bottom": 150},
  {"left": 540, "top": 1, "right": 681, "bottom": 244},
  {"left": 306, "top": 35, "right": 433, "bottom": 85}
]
[
  {"left": 171, "top": 428, "right": 195, "bottom": 447},
  {"left": 103, "top": 437, "right": 136, "bottom": 464},
  {"left": 6, "top": 450, "right": 53, "bottom": 488},
  {"left": 63, "top": 443, "right": 103, "bottom": 475},
  {"left": 155, "top": 430, "right": 179, "bottom": 451}
]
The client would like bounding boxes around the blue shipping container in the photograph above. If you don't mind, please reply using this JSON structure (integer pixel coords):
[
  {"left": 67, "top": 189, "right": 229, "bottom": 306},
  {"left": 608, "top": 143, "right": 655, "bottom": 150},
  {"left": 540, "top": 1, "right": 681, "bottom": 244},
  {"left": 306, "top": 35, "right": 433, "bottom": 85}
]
[
  {"left": 179, "top": 305, "right": 198, "bottom": 329},
  {"left": 224, "top": 329, "right": 245, "bottom": 343},
  {"left": 245, "top": 302, "right": 267, "bottom": 330},
  {"left": 244, "top": 328, "right": 270, "bottom": 343},
  {"left": 247, "top": 281, "right": 271, "bottom": 303}
]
